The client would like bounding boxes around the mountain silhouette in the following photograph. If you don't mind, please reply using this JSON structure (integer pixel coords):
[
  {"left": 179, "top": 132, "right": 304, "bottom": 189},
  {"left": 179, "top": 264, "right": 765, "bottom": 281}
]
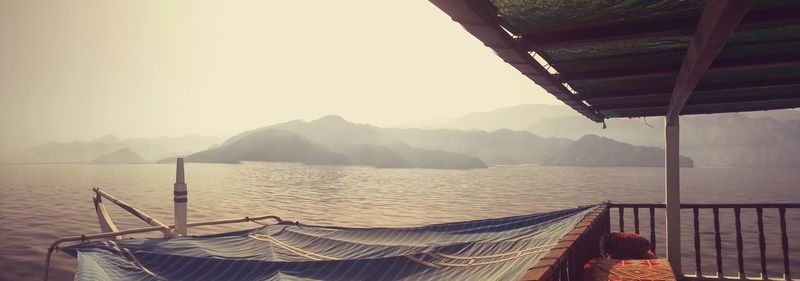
[
  {"left": 543, "top": 135, "right": 693, "bottom": 167},
  {"left": 90, "top": 148, "right": 146, "bottom": 164},
  {"left": 187, "top": 116, "right": 486, "bottom": 169},
  {"left": 184, "top": 129, "right": 350, "bottom": 165},
  {"left": 186, "top": 116, "right": 685, "bottom": 168}
]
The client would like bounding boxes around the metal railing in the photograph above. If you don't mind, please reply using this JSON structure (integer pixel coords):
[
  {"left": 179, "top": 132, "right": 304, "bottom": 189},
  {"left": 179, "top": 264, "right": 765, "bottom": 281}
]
[{"left": 609, "top": 203, "right": 798, "bottom": 281}]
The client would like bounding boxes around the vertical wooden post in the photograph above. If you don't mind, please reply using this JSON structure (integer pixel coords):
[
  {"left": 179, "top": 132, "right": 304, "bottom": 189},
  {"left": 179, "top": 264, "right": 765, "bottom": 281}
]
[
  {"left": 662, "top": 0, "right": 752, "bottom": 274},
  {"left": 619, "top": 207, "right": 625, "bottom": 232},
  {"left": 693, "top": 207, "right": 702, "bottom": 276},
  {"left": 734, "top": 208, "right": 745, "bottom": 277},
  {"left": 665, "top": 118, "right": 682, "bottom": 274},
  {"left": 757, "top": 207, "right": 767, "bottom": 279},
  {"left": 713, "top": 207, "right": 723, "bottom": 277},
  {"left": 568, "top": 246, "right": 578, "bottom": 281},
  {"left": 634, "top": 207, "right": 640, "bottom": 234},
  {"left": 779, "top": 208, "right": 790, "bottom": 281},
  {"left": 174, "top": 158, "right": 188, "bottom": 236},
  {"left": 650, "top": 207, "right": 656, "bottom": 254},
  {"left": 553, "top": 264, "right": 561, "bottom": 281}
]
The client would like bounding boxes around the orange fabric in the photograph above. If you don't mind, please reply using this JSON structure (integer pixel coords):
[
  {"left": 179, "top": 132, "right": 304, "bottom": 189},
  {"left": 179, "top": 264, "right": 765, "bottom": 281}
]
[{"left": 581, "top": 258, "right": 676, "bottom": 281}]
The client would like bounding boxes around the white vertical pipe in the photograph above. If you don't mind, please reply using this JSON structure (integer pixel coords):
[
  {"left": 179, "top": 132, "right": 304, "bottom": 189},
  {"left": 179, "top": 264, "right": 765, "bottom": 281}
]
[
  {"left": 174, "top": 158, "right": 187, "bottom": 236},
  {"left": 665, "top": 117, "right": 682, "bottom": 274}
]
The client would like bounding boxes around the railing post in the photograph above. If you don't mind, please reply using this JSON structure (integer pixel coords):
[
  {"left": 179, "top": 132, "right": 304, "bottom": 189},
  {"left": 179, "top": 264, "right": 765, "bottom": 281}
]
[
  {"left": 174, "top": 158, "right": 188, "bottom": 236},
  {"left": 757, "top": 207, "right": 767, "bottom": 279},
  {"left": 650, "top": 207, "right": 656, "bottom": 254},
  {"left": 713, "top": 207, "right": 723, "bottom": 277},
  {"left": 779, "top": 207, "right": 790, "bottom": 281},
  {"left": 665, "top": 117, "right": 682, "bottom": 274},
  {"left": 734, "top": 207, "right": 745, "bottom": 278},
  {"left": 606, "top": 203, "right": 798, "bottom": 281},
  {"left": 693, "top": 207, "right": 702, "bottom": 276}
]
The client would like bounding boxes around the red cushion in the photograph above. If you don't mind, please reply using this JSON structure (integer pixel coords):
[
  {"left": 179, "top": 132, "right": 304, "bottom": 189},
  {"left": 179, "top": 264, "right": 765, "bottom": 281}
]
[{"left": 601, "top": 232, "right": 656, "bottom": 260}]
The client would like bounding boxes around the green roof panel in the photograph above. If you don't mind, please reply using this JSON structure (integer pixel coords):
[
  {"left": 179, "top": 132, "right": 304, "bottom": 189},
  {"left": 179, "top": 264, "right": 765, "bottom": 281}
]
[{"left": 491, "top": 0, "right": 705, "bottom": 35}]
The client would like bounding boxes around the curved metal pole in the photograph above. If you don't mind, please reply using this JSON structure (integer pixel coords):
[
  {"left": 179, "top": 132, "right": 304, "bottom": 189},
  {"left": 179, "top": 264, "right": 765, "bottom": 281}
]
[
  {"left": 92, "top": 187, "right": 171, "bottom": 237},
  {"left": 187, "top": 215, "right": 284, "bottom": 228},
  {"left": 93, "top": 194, "right": 121, "bottom": 238},
  {"left": 43, "top": 214, "right": 283, "bottom": 281}
]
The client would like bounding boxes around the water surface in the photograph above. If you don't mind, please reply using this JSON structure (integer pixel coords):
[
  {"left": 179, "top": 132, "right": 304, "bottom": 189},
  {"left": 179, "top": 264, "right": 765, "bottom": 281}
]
[{"left": 0, "top": 163, "right": 798, "bottom": 280}]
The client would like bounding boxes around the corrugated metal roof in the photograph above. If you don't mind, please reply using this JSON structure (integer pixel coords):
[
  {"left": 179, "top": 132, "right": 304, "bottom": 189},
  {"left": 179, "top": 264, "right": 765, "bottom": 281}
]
[{"left": 430, "top": 0, "right": 800, "bottom": 122}]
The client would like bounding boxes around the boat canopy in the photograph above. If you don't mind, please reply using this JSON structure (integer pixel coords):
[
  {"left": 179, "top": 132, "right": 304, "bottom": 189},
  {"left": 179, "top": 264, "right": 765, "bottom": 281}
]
[
  {"left": 429, "top": 0, "right": 800, "bottom": 274},
  {"left": 63, "top": 205, "right": 598, "bottom": 281},
  {"left": 430, "top": 0, "right": 800, "bottom": 122}
]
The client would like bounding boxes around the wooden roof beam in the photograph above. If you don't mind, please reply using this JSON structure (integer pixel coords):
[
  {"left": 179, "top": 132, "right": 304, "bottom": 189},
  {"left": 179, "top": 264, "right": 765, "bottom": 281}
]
[
  {"left": 667, "top": 0, "right": 754, "bottom": 124},
  {"left": 600, "top": 98, "right": 800, "bottom": 118},
  {"left": 549, "top": 37, "right": 800, "bottom": 67},
  {"left": 577, "top": 77, "right": 800, "bottom": 104},
  {"left": 556, "top": 53, "right": 800, "bottom": 82},
  {"left": 519, "top": 5, "right": 800, "bottom": 51},
  {"left": 594, "top": 90, "right": 800, "bottom": 112}
]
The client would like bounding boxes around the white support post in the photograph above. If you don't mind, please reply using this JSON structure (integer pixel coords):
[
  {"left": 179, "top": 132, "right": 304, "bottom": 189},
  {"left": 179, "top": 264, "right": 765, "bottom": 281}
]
[
  {"left": 174, "top": 158, "right": 188, "bottom": 236},
  {"left": 665, "top": 117, "right": 682, "bottom": 274}
]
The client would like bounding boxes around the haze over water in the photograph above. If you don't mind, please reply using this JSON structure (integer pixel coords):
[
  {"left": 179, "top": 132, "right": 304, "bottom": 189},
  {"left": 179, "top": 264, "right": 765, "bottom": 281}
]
[
  {"left": 2, "top": 2, "right": 800, "bottom": 281},
  {"left": 1, "top": 162, "right": 798, "bottom": 280}
]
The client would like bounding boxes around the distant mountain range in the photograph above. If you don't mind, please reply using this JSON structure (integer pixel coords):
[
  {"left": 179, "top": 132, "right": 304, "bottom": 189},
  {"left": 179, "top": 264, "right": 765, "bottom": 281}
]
[
  {"left": 8, "top": 135, "right": 224, "bottom": 164},
  {"left": 23, "top": 103, "right": 795, "bottom": 168},
  {"left": 543, "top": 135, "right": 693, "bottom": 167},
  {"left": 382, "top": 128, "right": 572, "bottom": 165},
  {"left": 527, "top": 113, "right": 800, "bottom": 168},
  {"left": 412, "top": 104, "right": 578, "bottom": 131},
  {"left": 184, "top": 129, "right": 352, "bottom": 165},
  {"left": 90, "top": 148, "right": 146, "bottom": 164},
  {"left": 429, "top": 104, "right": 800, "bottom": 168},
  {"left": 181, "top": 116, "right": 488, "bottom": 169},
  {"left": 174, "top": 115, "right": 692, "bottom": 169}
]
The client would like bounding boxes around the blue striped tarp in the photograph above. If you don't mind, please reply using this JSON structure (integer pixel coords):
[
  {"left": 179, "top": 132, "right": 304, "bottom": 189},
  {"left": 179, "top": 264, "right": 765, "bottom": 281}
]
[{"left": 63, "top": 205, "right": 597, "bottom": 280}]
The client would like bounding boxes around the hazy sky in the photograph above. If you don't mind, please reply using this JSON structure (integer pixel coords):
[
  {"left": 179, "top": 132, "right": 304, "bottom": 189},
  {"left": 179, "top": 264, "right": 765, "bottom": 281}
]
[{"left": 0, "top": 1, "right": 560, "bottom": 156}]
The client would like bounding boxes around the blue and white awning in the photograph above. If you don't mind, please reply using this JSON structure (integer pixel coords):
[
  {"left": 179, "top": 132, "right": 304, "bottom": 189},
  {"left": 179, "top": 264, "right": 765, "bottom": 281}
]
[{"left": 63, "top": 205, "right": 597, "bottom": 281}]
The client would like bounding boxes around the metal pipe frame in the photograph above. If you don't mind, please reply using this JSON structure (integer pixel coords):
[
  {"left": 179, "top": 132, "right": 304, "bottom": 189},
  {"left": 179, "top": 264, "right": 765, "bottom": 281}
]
[
  {"left": 92, "top": 187, "right": 171, "bottom": 237},
  {"left": 43, "top": 214, "right": 283, "bottom": 281}
]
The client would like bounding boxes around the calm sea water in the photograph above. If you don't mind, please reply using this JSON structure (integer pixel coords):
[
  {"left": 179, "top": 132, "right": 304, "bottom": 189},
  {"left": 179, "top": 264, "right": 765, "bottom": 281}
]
[{"left": 0, "top": 162, "right": 798, "bottom": 281}]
